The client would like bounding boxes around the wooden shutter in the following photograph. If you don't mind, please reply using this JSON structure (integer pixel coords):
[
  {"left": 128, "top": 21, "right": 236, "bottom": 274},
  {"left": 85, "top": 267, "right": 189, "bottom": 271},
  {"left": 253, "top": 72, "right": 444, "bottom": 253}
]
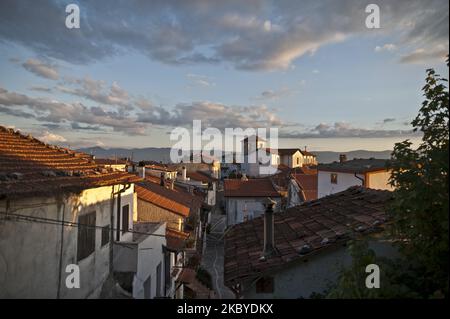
[
  {"left": 122, "top": 204, "right": 129, "bottom": 234},
  {"left": 77, "top": 211, "right": 96, "bottom": 261}
]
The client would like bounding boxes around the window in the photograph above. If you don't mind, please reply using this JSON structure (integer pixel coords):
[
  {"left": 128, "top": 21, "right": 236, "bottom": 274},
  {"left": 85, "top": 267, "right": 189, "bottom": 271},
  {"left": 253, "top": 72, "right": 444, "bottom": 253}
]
[
  {"left": 121, "top": 204, "right": 130, "bottom": 234},
  {"left": 101, "top": 225, "right": 110, "bottom": 247},
  {"left": 331, "top": 173, "right": 338, "bottom": 184},
  {"left": 256, "top": 277, "right": 274, "bottom": 294},
  {"left": 156, "top": 262, "right": 162, "bottom": 297},
  {"left": 296, "top": 157, "right": 300, "bottom": 165},
  {"left": 77, "top": 211, "right": 96, "bottom": 262}
]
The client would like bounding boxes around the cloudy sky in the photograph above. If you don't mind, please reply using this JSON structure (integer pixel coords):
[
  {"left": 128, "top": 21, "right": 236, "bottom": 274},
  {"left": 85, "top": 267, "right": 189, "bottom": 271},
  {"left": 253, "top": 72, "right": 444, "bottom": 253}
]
[{"left": 0, "top": 0, "right": 448, "bottom": 151}]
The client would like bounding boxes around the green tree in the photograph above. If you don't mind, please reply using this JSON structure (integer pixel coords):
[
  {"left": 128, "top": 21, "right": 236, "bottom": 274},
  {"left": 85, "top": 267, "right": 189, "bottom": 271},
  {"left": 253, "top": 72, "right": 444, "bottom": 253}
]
[
  {"left": 327, "top": 58, "right": 449, "bottom": 298},
  {"left": 387, "top": 59, "right": 449, "bottom": 297}
]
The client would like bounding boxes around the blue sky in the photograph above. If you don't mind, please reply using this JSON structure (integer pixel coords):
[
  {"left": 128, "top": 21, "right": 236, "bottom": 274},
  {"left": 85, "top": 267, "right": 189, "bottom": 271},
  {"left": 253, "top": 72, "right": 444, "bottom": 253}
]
[{"left": 0, "top": 0, "right": 448, "bottom": 151}]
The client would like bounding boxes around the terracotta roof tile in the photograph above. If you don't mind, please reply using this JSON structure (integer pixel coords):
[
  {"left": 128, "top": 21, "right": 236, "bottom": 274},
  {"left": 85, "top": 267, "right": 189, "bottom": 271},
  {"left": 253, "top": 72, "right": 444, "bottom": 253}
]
[
  {"left": 136, "top": 182, "right": 191, "bottom": 217},
  {"left": 224, "top": 178, "right": 281, "bottom": 197},
  {"left": 224, "top": 186, "right": 392, "bottom": 287},
  {"left": 166, "top": 228, "right": 189, "bottom": 251},
  {"left": 0, "top": 126, "right": 141, "bottom": 198},
  {"left": 187, "top": 171, "right": 218, "bottom": 183},
  {"left": 318, "top": 158, "right": 389, "bottom": 174},
  {"left": 293, "top": 173, "right": 318, "bottom": 201}
]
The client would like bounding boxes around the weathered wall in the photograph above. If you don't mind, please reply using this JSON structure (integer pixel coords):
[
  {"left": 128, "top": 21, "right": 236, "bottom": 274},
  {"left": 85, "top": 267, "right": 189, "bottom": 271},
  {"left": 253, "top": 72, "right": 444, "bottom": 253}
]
[
  {"left": 225, "top": 197, "right": 281, "bottom": 227},
  {"left": 318, "top": 171, "right": 365, "bottom": 198},
  {"left": 133, "top": 223, "right": 166, "bottom": 299},
  {"left": 243, "top": 239, "right": 399, "bottom": 299},
  {"left": 137, "top": 199, "right": 183, "bottom": 231},
  {"left": 0, "top": 184, "right": 135, "bottom": 298}
]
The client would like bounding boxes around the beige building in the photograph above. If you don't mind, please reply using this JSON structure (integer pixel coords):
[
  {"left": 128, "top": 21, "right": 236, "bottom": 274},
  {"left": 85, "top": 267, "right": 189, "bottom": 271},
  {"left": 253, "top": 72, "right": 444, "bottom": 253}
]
[{"left": 318, "top": 157, "right": 394, "bottom": 198}]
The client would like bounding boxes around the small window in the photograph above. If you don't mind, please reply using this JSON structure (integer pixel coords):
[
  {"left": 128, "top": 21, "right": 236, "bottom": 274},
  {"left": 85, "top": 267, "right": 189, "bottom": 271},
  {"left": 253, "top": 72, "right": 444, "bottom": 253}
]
[
  {"left": 122, "top": 204, "right": 130, "bottom": 234},
  {"left": 77, "top": 211, "right": 96, "bottom": 262},
  {"left": 331, "top": 173, "right": 338, "bottom": 184},
  {"left": 296, "top": 157, "right": 300, "bottom": 165},
  {"left": 101, "top": 225, "right": 110, "bottom": 247},
  {"left": 256, "top": 277, "right": 274, "bottom": 294}
]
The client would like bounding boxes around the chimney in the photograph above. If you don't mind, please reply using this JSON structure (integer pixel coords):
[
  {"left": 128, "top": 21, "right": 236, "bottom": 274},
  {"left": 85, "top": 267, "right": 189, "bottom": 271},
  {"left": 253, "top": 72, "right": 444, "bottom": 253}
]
[
  {"left": 182, "top": 166, "right": 187, "bottom": 181},
  {"left": 160, "top": 172, "right": 165, "bottom": 187},
  {"left": 261, "top": 198, "right": 277, "bottom": 259},
  {"left": 339, "top": 154, "right": 347, "bottom": 163}
]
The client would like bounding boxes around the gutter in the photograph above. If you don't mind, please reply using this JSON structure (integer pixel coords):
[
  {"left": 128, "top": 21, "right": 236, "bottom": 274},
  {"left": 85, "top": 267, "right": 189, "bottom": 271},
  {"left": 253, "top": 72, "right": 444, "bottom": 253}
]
[
  {"left": 110, "top": 183, "right": 132, "bottom": 274},
  {"left": 354, "top": 173, "right": 365, "bottom": 186}
]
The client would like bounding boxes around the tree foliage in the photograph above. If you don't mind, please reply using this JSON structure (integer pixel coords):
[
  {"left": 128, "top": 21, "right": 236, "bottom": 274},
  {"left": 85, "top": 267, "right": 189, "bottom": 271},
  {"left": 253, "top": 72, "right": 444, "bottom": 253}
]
[
  {"left": 387, "top": 59, "right": 449, "bottom": 297},
  {"left": 327, "top": 58, "right": 449, "bottom": 298}
]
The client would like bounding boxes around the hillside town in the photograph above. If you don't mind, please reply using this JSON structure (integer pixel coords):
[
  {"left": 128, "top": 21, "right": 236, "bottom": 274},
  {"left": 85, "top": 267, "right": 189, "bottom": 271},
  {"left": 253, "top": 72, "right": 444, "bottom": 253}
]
[
  {"left": 0, "top": 126, "right": 396, "bottom": 298},
  {"left": 0, "top": 1, "right": 448, "bottom": 303}
]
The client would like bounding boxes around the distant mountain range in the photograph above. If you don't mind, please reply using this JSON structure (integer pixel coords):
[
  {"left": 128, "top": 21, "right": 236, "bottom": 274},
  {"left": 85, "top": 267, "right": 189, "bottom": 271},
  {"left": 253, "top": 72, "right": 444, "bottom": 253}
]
[{"left": 77, "top": 146, "right": 393, "bottom": 164}]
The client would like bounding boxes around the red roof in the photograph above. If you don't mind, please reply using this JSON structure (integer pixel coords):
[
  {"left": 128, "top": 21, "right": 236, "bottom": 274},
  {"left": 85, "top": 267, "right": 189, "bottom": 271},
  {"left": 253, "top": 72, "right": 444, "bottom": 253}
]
[
  {"left": 224, "top": 186, "right": 392, "bottom": 287},
  {"left": 166, "top": 228, "right": 189, "bottom": 251},
  {"left": 293, "top": 173, "right": 318, "bottom": 201},
  {"left": 277, "top": 148, "right": 301, "bottom": 156},
  {"left": 224, "top": 178, "right": 281, "bottom": 197},
  {"left": 136, "top": 182, "right": 191, "bottom": 217},
  {"left": 145, "top": 164, "right": 177, "bottom": 172},
  {"left": 187, "top": 171, "right": 218, "bottom": 183},
  {"left": 0, "top": 126, "right": 140, "bottom": 198}
]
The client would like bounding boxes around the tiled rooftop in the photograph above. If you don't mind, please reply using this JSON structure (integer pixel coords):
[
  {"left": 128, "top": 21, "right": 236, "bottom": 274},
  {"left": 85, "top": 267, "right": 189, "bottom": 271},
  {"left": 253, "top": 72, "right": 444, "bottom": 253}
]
[
  {"left": 144, "top": 164, "right": 177, "bottom": 172},
  {"left": 293, "top": 173, "right": 318, "bottom": 201},
  {"left": 224, "top": 186, "right": 392, "bottom": 287},
  {"left": 166, "top": 228, "right": 189, "bottom": 251},
  {"left": 0, "top": 126, "right": 141, "bottom": 198},
  {"left": 224, "top": 178, "right": 281, "bottom": 197},
  {"left": 136, "top": 175, "right": 204, "bottom": 217},
  {"left": 186, "top": 171, "right": 218, "bottom": 183},
  {"left": 277, "top": 148, "right": 301, "bottom": 156},
  {"left": 268, "top": 167, "right": 318, "bottom": 201},
  {"left": 136, "top": 182, "right": 191, "bottom": 217},
  {"left": 318, "top": 158, "right": 389, "bottom": 174}
]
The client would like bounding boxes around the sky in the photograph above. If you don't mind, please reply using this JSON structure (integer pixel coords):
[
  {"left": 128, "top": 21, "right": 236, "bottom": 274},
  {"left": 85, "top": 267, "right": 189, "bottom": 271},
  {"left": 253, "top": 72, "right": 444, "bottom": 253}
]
[{"left": 0, "top": 0, "right": 448, "bottom": 152}]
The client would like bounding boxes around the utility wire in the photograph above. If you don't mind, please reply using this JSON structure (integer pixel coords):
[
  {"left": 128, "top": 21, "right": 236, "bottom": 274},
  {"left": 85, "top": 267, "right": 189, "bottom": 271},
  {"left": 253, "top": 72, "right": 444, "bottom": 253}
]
[{"left": 0, "top": 211, "right": 168, "bottom": 238}]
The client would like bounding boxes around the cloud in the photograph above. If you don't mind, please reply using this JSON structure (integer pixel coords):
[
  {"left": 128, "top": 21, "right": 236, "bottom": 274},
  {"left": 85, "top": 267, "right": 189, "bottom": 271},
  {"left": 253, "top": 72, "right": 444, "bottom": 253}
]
[
  {"left": 186, "top": 74, "right": 215, "bottom": 88},
  {"left": 0, "top": 86, "right": 146, "bottom": 135},
  {"left": 279, "top": 122, "right": 417, "bottom": 138},
  {"left": 0, "top": 85, "right": 282, "bottom": 134},
  {"left": 38, "top": 130, "right": 67, "bottom": 143},
  {"left": 29, "top": 85, "right": 52, "bottom": 93},
  {"left": 256, "top": 87, "right": 293, "bottom": 100},
  {"left": 137, "top": 101, "right": 283, "bottom": 130},
  {"left": 22, "top": 58, "right": 59, "bottom": 80},
  {"left": 56, "top": 77, "right": 132, "bottom": 110},
  {"left": 375, "top": 43, "right": 397, "bottom": 52},
  {"left": 400, "top": 47, "right": 448, "bottom": 64},
  {"left": 0, "top": 0, "right": 447, "bottom": 71}
]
